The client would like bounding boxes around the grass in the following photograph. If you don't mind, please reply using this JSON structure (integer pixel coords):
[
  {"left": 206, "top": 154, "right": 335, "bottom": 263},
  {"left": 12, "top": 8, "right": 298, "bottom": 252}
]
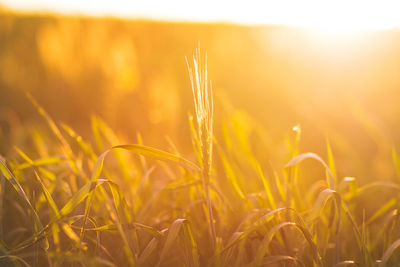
[
  {"left": 1, "top": 47, "right": 400, "bottom": 267},
  {"left": 186, "top": 44, "right": 215, "bottom": 250}
]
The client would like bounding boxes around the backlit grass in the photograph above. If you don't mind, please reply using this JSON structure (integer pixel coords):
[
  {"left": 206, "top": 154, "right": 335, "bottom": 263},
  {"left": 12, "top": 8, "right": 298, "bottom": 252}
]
[{"left": 1, "top": 48, "right": 400, "bottom": 267}]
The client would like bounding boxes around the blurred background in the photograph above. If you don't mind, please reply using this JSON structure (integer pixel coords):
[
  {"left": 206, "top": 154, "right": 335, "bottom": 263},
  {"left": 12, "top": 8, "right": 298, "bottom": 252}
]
[{"left": 1, "top": 1, "right": 400, "bottom": 184}]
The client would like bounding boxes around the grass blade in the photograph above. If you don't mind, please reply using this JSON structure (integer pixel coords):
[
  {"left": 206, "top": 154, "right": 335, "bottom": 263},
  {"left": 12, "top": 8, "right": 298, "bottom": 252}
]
[
  {"left": 253, "top": 221, "right": 323, "bottom": 267},
  {"left": 258, "top": 255, "right": 305, "bottom": 267},
  {"left": 0, "top": 155, "right": 49, "bottom": 250},
  {"left": 156, "top": 219, "right": 186, "bottom": 267},
  {"left": 380, "top": 238, "right": 400, "bottom": 267},
  {"left": 392, "top": 147, "right": 400, "bottom": 183},
  {"left": 286, "top": 152, "right": 336, "bottom": 190},
  {"left": 113, "top": 144, "right": 200, "bottom": 171},
  {"left": 326, "top": 138, "right": 337, "bottom": 187},
  {"left": 59, "top": 179, "right": 107, "bottom": 218}
]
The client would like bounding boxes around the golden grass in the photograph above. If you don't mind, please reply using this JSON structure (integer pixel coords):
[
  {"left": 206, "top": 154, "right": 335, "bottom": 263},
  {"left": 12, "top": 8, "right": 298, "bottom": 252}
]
[
  {"left": 1, "top": 46, "right": 400, "bottom": 267},
  {"left": 186, "top": 44, "right": 216, "bottom": 250}
]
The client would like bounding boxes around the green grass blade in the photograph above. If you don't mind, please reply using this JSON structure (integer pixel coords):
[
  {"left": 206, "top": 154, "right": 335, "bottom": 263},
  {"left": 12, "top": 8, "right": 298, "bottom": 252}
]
[
  {"left": 253, "top": 221, "right": 295, "bottom": 266},
  {"left": 34, "top": 171, "right": 60, "bottom": 218},
  {"left": 13, "top": 147, "right": 61, "bottom": 218},
  {"left": 156, "top": 219, "right": 186, "bottom": 267},
  {"left": 380, "top": 238, "right": 400, "bottom": 267},
  {"left": 220, "top": 231, "right": 244, "bottom": 265},
  {"left": 61, "top": 123, "right": 97, "bottom": 161},
  {"left": 309, "top": 189, "right": 341, "bottom": 221},
  {"left": 0, "top": 156, "right": 30, "bottom": 203},
  {"left": 255, "top": 162, "right": 276, "bottom": 209},
  {"left": 82, "top": 142, "right": 200, "bottom": 238},
  {"left": 335, "top": 260, "right": 359, "bottom": 266},
  {"left": 25, "top": 93, "right": 72, "bottom": 154},
  {"left": 253, "top": 221, "right": 323, "bottom": 267},
  {"left": 361, "top": 210, "right": 372, "bottom": 267},
  {"left": 91, "top": 115, "right": 105, "bottom": 152},
  {"left": 218, "top": 149, "right": 245, "bottom": 199},
  {"left": 326, "top": 138, "right": 337, "bottom": 187},
  {"left": 367, "top": 197, "right": 400, "bottom": 225},
  {"left": 0, "top": 255, "right": 30, "bottom": 267},
  {"left": 106, "top": 181, "right": 138, "bottom": 262},
  {"left": 138, "top": 237, "right": 160, "bottom": 266},
  {"left": 0, "top": 155, "right": 49, "bottom": 250},
  {"left": 286, "top": 152, "right": 336, "bottom": 190},
  {"left": 258, "top": 255, "right": 306, "bottom": 267},
  {"left": 392, "top": 147, "right": 400, "bottom": 183},
  {"left": 113, "top": 144, "right": 200, "bottom": 171},
  {"left": 59, "top": 179, "right": 107, "bottom": 218},
  {"left": 182, "top": 221, "right": 200, "bottom": 267},
  {"left": 26, "top": 93, "right": 80, "bottom": 177},
  {"left": 0, "top": 238, "right": 8, "bottom": 253},
  {"left": 61, "top": 223, "right": 81, "bottom": 247},
  {"left": 309, "top": 189, "right": 342, "bottom": 264},
  {"left": 16, "top": 156, "right": 64, "bottom": 170}
]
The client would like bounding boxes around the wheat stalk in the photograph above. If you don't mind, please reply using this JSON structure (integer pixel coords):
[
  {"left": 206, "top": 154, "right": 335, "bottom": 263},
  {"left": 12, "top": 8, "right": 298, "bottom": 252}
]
[{"left": 186, "top": 44, "right": 216, "bottom": 249}]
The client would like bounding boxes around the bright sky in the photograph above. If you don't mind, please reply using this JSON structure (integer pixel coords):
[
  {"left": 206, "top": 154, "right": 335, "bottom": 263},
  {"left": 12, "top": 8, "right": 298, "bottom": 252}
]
[{"left": 2, "top": 0, "right": 400, "bottom": 31}]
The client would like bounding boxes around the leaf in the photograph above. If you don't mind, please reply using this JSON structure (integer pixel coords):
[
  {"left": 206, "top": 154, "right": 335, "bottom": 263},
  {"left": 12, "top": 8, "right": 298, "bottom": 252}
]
[
  {"left": 60, "top": 123, "right": 97, "bottom": 161},
  {"left": 309, "top": 189, "right": 341, "bottom": 223},
  {"left": 17, "top": 156, "right": 64, "bottom": 170},
  {"left": 182, "top": 221, "right": 200, "bottom": 267},
  {"left": 77, "top": 222, "right": 161, "bottom": 237},
  {"left": 0, "top": 156, "right": 49, "bottom": 250},
  {"left": 381, "top": 238, "right": 400, "bottom": 267},
  {"left": 26, "top": 93, "right": 71, "bottom": 152},
  {"left": 285, "top": 152, "right": 336, "bottom": 190},
  {"left": 361, "top": 210, "right": 372, "bottom": 267},
  {"left": 113, "top": 144, "right": 200, "bottom": 171},
  {"left": 255, "top": 221, "right": 290, "bottom": 265},
  {"left": 335, "top": 260, "right": 360, "bottom": 266},
  {"left": 157, "top": 219, "right": 186, "bottom": 266},
  {"left": 231, "top": 208, "right": 302, "bottom": 261},
  {"left": 310, "top": 188, "right": 342, "bottom": 264},
  {"left": 0, "top": 238, "right": 8, "bottom": 254},
  {"left": 367, "top": 197, "right": 400, "bottom": 225},
  {"left": 72, "top": 224, "right": 116, "bottom": 232},
  {"left": 255, "top": 162, "right": 276, "bottom": 209},
  {"left": 26, "top": 93, "right": 79, "bottom": 175},
  {"left": 138, "top": 236, "right": 160, "bottom": 266},
  {"left": 34, "top": 171, "right": 60, "bottom": 218},
  {"left": 107, "top": 181, "right": 138, "bottom": 261},
  {"left": 0, "top": 156, "right": 29, "bottom": 202},
  {"left": 13, "top": 147, "right": 61, "bottom": 219},
  {"left": 221, "top": 232, "right": 244, "bottom": 266},
  {"left": 91, "top": 115, "right": 105, "bottom": 152},
  {"left": 258, "top": 255, "right": 305, "bottom": 267},
  {"left": 156, "top": 219, "right": 198, "bottom": 267},
  {"left": 0, "top": 255, "right": 30, "bottom": 267},
  {"left": 339, "top": 177, "right": 357, "bottom": 199},
  {"left": 253, "top": 222, "right": 322, "bottom": 267},
  {"left": 242, "top": 208, "right": 291, "bottom": 237},
  {"left": 59, "top": 179, "right": 107, "bottom": 218},
  {"left": 218, "top": 149, "right": 245, "bottom": 199},
  {"left": 392, "top": 148, "right": 400, "bottom": 184},
  {"left": 326, "top": 138, "right": 337, "bottom": 185},
  {"left": 188, "top": 113, "right": 202, "bottom": 165},
  {"left": 61, "top": 223, "right": 80, "bottom": 244}
]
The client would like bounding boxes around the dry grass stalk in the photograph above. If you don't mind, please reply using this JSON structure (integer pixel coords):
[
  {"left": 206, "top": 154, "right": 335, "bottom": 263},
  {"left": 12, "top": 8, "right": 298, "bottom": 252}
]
[{"left": 186, "top": 44, "right": 216, "bottom": 249}]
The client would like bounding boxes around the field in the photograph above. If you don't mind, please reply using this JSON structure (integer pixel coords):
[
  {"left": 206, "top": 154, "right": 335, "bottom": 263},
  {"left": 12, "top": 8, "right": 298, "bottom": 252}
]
[{"left": 2, "top": 11, "right": 400, "bottom": 267}]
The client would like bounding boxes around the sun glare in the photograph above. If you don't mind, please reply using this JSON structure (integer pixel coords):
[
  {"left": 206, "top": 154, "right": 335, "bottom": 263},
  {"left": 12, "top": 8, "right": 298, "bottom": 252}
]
[{"left": 2, "top": 0, "right": 400, "bottom": 31}]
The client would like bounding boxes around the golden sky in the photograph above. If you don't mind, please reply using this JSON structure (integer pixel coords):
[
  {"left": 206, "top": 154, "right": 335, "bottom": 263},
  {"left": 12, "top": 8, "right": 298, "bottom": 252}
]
[{"left": 2, "top": 0, "right": 400, "bottom": 30}]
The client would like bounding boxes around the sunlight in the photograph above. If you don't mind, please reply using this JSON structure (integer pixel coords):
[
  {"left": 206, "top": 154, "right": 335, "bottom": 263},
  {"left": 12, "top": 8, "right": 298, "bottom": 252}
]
[
  {"left": 3, "top": 0, "right": 400, "bottom": 265},
  {"left": 2, "top": 0, "right": 400, "bottom": 31}
]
